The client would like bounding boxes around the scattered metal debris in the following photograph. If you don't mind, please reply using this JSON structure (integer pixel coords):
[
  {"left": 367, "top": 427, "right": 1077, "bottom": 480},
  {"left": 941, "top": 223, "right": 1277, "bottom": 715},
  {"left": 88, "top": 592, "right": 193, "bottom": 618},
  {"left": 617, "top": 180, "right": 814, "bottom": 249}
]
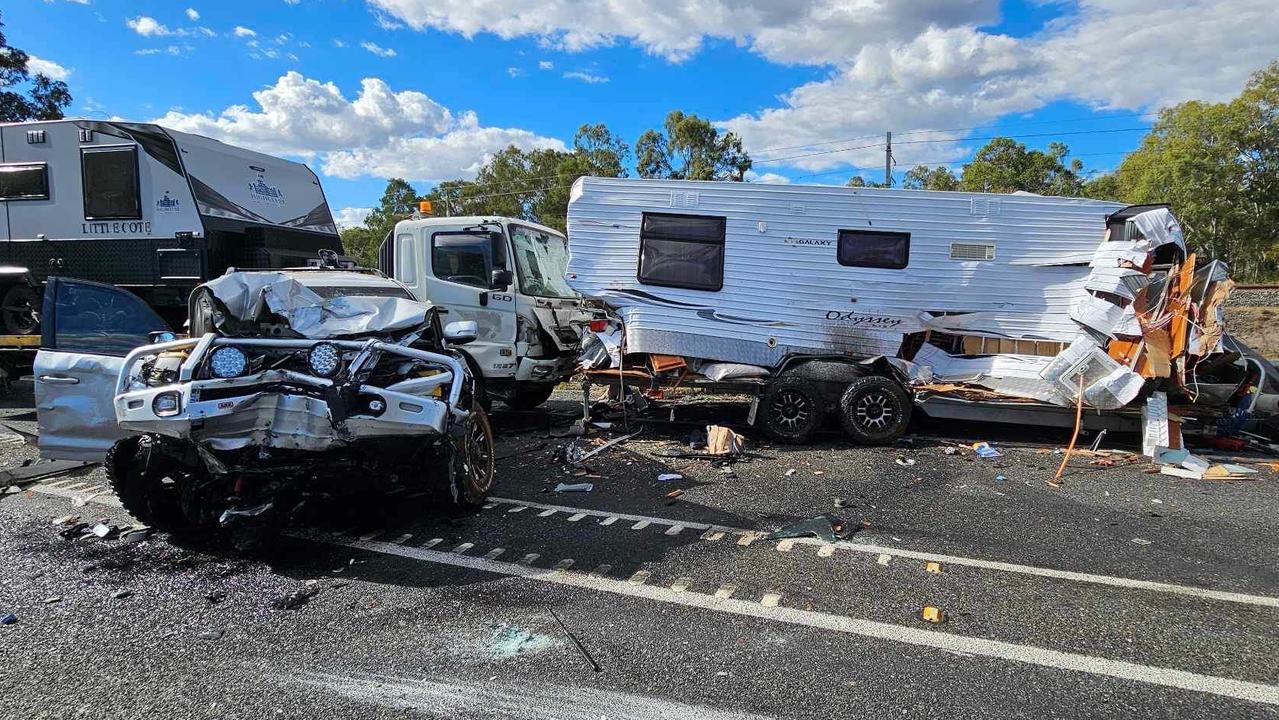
[
  {"left": 550, "top": 608, "right": 602, "bottom": 673},
  {"left": 762, "top": 515, "right": 853, "bottom": 544},
  {"left": 272, "top": 586, "right": 320, "bottom": 610},
  {"left": 553, "top": 483, "right": 593, "bottom": 493}
]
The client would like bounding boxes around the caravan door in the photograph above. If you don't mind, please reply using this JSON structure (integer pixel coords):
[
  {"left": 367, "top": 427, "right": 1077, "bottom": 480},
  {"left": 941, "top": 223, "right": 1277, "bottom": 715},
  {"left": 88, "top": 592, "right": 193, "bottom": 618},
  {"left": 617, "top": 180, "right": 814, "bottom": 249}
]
[
  {"left": 419, "top": 228, "right": 518, "bottom": 380},
  {"left": 34, "top": 278, "right": 171, "bottom": 462}
]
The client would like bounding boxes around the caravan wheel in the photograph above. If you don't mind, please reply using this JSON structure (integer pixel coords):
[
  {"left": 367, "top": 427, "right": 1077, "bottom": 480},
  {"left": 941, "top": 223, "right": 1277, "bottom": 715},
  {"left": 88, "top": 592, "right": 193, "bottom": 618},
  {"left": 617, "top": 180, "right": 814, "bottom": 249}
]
[
  {"left": 759, "top": 376, "right": 824, "bottom": 444},
  {"left": 838, "top": 375, "right": 912, "bottom": 445}
]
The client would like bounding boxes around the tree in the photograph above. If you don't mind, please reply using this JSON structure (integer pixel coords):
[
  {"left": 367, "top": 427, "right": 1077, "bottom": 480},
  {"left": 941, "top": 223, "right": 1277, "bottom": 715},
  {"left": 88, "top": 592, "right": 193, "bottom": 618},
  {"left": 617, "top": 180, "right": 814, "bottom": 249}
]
[
  {"left": 901, "top": 165, "right": 959, "bottom": 191},
  {"left": 1099, "top": 62, "right": 1279, "bottom": 280},
  {"left": 0, "top": 11, "right": 71, "bottom": 121},
  {"left": 635, "top": 110, "right": 751, "bottom": 181},
  {"left": 340, "top": 178, "right": 421, "bottom": 266},
  {"left": 958, "top": 138, "right": 1084, "bottom": 196}
]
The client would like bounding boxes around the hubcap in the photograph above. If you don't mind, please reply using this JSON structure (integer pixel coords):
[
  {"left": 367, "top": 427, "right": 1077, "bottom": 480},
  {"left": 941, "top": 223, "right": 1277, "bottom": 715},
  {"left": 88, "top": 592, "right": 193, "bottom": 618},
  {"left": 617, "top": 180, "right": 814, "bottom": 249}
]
[
  {"left": 770, "top": 390, "right": 810, "bottom": 431},
  {"left": 855, "top": 392, "right": 895, "bottom": 431}
]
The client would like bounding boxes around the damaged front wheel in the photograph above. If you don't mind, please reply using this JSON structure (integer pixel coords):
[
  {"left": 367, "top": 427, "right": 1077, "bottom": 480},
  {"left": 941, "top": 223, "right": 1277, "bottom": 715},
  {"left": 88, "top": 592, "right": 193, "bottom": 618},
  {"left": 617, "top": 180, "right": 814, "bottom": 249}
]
[
  {"left": 106, "top": 435, "right": 194, "bottom": 531},
  {"left": 446, "top": 404, "right": 496, "bottom": 507}
]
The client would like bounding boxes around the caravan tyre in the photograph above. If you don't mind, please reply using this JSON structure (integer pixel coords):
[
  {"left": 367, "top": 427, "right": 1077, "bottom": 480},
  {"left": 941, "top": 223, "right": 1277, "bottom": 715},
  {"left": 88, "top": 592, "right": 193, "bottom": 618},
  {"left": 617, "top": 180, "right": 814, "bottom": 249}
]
[
  {"left": 760, "top": 376, "right": 824, "bottom": 444},
  {"left": 838, "top": 375, "right": 912, "bottom": 445}
]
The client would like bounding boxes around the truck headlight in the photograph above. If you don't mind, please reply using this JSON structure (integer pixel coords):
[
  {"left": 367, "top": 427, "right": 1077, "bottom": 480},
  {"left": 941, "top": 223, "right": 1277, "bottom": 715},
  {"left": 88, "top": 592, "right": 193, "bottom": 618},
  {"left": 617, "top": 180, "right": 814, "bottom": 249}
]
[
  {"left": 152, "top": 391, "right": 182, "bottom": 417},
  {"left": 209, "top": 346, "right": 248, "bottom": 378},
  {"left": 307, "top": 342, "right": 341, "bottom": 377}
]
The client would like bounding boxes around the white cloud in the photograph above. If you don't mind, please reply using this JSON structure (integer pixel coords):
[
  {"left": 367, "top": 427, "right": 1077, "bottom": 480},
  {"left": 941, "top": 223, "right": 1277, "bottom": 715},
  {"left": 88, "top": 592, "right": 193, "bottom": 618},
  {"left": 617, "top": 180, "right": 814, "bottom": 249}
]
[
  {"left": 368, "top": 0, "right": 998, "bottom": 63},
  {"left": 746, "top": 171, "right": 791, "bottom": 184},
  {"left": 333, "top": 39, "right": 346, "bottom": 48},
  {"left": 507, "top": 66, "right": 524, "bottom": 78},
  {"left": 154, "top": 71, "right": 564, "bottom": 181},
  {"left": 361, "top": 41, "right": 397, "bottom": 58},
  {"left": 538, "top": 60, "right": 553, "bottom": 70},
  {"left": 185, "top": 8, "right": 199, "bottom": 20},
  {"left": 563, "top": 70, "right": 608, "bottom": 84},
  {"left": 126, "top": 16, "right": 169, "bottom": 36},
  {"left": 725, "top": 0, "right": 1279, "bottom": 172},
  {"left": 333, "top": 207, "right": 372, "bottom": 230},
  {"left": 233, "top": 26, "right": 257, "bottom": 38},
  {"left": 275, "top": 33, "right": 292, "bottom": 45},
  {"left": 27, "top": 55, "right": 71, "bottom": 81},
  {"left": 284, "top": 0, "right": 301, "bottom": 4},
  {"left": 136, "top": 45, "right": 190, "bottom": 57}
]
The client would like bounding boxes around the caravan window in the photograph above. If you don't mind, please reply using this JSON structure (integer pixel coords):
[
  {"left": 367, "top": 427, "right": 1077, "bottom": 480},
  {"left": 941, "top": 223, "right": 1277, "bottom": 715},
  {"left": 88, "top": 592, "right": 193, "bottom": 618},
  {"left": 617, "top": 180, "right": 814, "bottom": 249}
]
[
  {"left": 432, "top": 232, "right": 496, "bottom": 288},
  {"left": 638, "top": 213, "right": 725, "bottom": 291},
  {"left": 0, "top": 163, "right": 49, "bottom": 200},
  {"left": 81, "top": 146, "right": 141, "bottom": 220},
  {"left": 837, "top": 229, "right": 910, "bottom": 270}
]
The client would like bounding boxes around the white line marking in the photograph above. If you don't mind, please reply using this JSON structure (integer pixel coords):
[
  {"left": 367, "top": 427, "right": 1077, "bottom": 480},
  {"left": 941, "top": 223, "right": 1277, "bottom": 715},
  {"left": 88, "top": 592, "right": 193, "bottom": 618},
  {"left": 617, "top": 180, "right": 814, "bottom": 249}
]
[
  {"left": 391, "top": 534, "right": 413, "bottom": 545},
  {"left": 590, "top": 564, "right": 612, "bottom": 577},
  {"left": 600, "top": 516, "right": 618, "bottom": 526},
  {"left": 665, "top": 525, "right": 683, "bottom": 536},
  {"left": 507, "top": 506, "right": 526, "bottom": 514},
  {"left": 421, "top": 538, "right": 443, "bottom": 549},
  {"left": 736, "top": 534, "right": 755, "bottom": 547},
  {"left": 761, "top": 593, "right": 783, "bottom": 608},
  {"left": 484, "top": 548, "right": 505, "bottom": 560},
  {"left": 567, "top": 513, "right": 586, "bottom": 522},
  {"left": 554, "top": 558, "right": 575, "bottom": 571},
  {"left": 451, "top": 542, "right": 474, "bottom": 555},
  {"left": 817, "top": 544, "right": 835, "bottom": 558},
  {"left": 702, "top": 531, "right": 725, "bottom": 541},
  {"left": 359, "top": 530, "right": 383, "bottom": 541},
  {"left": 537, "top": 509, "right": 557, "bottom": 518},
  {"left": 671, "top": 577, "right": 692, "bottom": 592},
  {"left": 301, "top": 532, "right": 1279, "bottom": 708},
  {"left": 488, "top": 496, "right": 1279, "bottom": 609},
  {"left": 482, "top": 502, "right": 496, "bottom": 510},
  {"left": 631, "top": 521, "right": 650, "bottom": 531},
  {"left": 776, "top": 540, "right": 795, "bottom": 552},
  {"left": 521, "top": 553, "right": 540, "bottom": 566},
  {"left": 714, "top": 583, "right": 737, "bottom": 599},
  {"left": 878, "top": 553, "right": 893, "bottom": 566},
  {"left": 628, "top": 570, "right": 650, "bottom": 585}
]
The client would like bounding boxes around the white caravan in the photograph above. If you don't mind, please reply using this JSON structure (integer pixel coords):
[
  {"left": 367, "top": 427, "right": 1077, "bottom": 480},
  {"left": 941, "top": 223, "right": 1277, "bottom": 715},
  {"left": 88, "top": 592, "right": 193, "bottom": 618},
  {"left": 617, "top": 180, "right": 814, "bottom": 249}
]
[
  {"left": 0, "top": 119, "right": 340, "bottom": 332},
  {"left": 565, "top": 176, "right": 1254, "bottom": 445},
  {"left": 380, "top": 212, "right": 586, "bottom": 409}
]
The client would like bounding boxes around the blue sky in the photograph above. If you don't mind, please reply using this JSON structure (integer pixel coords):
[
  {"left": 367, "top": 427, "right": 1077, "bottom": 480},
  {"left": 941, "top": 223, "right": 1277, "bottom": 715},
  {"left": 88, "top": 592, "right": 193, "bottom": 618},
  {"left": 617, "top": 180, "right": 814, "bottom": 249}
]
[{"left": 11, "top": 0, "right": 1278, "bottom": 225}]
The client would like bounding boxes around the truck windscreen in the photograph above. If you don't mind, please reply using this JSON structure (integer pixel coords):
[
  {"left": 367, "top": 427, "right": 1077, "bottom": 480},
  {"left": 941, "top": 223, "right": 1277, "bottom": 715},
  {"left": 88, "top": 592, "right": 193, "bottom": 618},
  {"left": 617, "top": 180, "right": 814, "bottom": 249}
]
[{"left": 509, "top": 224, "right": 576, "bottom": 299}]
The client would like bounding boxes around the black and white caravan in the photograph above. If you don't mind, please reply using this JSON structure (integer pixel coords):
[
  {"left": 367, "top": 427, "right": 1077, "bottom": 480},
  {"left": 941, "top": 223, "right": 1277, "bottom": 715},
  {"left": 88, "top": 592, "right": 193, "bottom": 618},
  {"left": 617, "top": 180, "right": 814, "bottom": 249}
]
[
  {"left": 566, "top": 177, "right": 1269, "bottom": 447},
  {"left": 0, "top": 119, "right": 341, "bottom": 333}
]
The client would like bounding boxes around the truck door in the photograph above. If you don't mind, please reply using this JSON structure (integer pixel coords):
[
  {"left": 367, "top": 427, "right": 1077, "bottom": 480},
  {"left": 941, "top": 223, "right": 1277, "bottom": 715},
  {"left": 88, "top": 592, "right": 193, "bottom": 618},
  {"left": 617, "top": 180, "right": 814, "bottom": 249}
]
[
  {"left": 422, "top": 229, "right": 518, "bottom": 380},
  {"left": 34, "top": 277, "right": 171, "bottom": 462}
]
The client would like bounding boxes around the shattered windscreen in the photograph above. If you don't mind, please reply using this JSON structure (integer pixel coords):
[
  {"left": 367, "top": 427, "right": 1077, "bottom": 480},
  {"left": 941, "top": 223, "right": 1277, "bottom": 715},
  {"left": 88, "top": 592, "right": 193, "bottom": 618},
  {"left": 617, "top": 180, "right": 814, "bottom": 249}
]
[{"left": 509, "top": 224, "right": 577, "bottom": 299}]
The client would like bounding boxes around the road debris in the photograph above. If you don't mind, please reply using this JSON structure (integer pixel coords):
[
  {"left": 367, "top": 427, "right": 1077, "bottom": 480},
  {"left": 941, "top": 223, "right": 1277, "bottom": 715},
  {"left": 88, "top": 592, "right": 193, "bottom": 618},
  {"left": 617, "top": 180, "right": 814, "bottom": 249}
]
[
  {"left": 550, "top": 608, "right": 602, "bottom": 673},
  {"left": 1132, "top": 538, "right": 1153, "bottom": 546},
  {"left": 921, "top": 607, "right": 946, "bottom": 623},
  {"left": 895, "top": 457, "right": 916, "bottom": 467},
  {"left": 43, "top": 596, "right": 62, "bottom": 604},
  {"left": 972, "top": 442, "right": 1002, "bottom": 459},
  {"left": 784, "top": 469, "right": 797, "bottom": 477},
  {"left": 198, "top": 628, "right": 224, "bottom": 641},
  {"left": 763, "top": 515, "right": 853, "bottom": 544},
  {"left": 553, "top": 483, "right": 594, "bottom": 493},
  {"left": 665, "top": 489, "right": 684, "bottom": 499},
  {"left": 925, "top": 562, "right": 943, "bottom": 574},
  {"left": 569, "top": 430, "right": 642, "bottom": 466},
  {"left": 487, "top": 624, "right": 557, "bottom": 659},
  {"left": 705, "top": 425, "right": 746, "bottom": 457},
  {"left": 111, "top": 589, "right": 133, "bottom": 599},
  {"left": 657, "top": 473, "right": 683, "bottom": 482},
  {"left": 1, "top": 612, "right": 17, "bottom": 625},
  {"left": 272, "top": 586, "right": 320, "bottom": 610}
]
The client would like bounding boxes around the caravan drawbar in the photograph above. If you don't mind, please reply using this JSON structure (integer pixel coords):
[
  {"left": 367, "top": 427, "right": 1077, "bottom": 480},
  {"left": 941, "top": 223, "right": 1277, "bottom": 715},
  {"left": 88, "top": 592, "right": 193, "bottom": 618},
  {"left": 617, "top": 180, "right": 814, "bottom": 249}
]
[{"left": 0, "top": 119, "right": 342, "bottom": 334}]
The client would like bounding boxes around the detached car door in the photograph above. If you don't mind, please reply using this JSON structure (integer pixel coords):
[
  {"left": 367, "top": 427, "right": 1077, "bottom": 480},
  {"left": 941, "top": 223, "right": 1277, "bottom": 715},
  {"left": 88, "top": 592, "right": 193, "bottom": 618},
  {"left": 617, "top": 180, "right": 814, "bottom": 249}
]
[{"left": 35, "top": 277, "right": 171, "bottom": 462}]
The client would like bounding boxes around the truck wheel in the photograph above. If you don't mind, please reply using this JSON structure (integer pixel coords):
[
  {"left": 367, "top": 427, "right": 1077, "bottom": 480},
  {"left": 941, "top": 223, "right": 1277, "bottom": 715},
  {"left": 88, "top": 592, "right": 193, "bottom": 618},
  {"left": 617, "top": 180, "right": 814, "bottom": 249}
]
[
  {"left": 759, "top": 376, "right": 824, "bottom": 444},
  {"left": 106, "top": 435, "right": 191, "bottom": 531},
  {"left": 447, "top": 404, "right": 495, "bottom": 507},
  {"left": 503, "top": 384, "right": 555, "bottom": 410},
  {"left": 1, "top": 285, "right": 41, "bottom": 335},
  {"left": 838, "top": 375, "right": 912, "bottom": 445}
]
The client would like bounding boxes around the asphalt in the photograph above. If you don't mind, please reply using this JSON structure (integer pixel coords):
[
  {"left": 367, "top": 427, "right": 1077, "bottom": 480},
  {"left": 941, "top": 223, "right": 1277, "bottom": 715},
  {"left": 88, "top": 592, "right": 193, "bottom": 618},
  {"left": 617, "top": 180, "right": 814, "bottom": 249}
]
[{"left": 2, "top": 384, "right": 1278, "bottom": 719}]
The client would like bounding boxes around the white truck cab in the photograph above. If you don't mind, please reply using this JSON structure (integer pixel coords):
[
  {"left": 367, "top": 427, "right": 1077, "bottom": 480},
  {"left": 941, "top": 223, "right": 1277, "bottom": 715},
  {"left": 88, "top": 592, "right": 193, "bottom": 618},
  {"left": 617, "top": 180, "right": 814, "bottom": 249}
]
[{"left": 380, "top": 212, "right": 586, "bottom": 409}]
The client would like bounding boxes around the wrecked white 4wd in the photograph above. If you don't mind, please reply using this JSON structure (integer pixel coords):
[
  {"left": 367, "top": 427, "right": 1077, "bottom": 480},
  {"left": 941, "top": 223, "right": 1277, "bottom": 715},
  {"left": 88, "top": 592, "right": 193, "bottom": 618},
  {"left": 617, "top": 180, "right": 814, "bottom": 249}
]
[{"left": 34, "top": 269, "right": 494, "bottom": 539}]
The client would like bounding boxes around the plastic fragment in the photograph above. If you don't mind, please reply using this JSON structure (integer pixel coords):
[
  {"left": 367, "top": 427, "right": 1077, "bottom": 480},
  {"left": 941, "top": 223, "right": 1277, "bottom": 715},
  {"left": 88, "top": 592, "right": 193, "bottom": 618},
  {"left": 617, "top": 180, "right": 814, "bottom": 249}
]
[
  {"left": 921, "top": 607, "right": 945, "bottom": 623},
  {"left": 972, "top": 442, "right": 1002, "bottom": 459},
  {"left": 657, "top": 473, "right": 683, "bottom": 482},
  {"left": 554, "top": 483, "right": 594, "bottom": 493}
]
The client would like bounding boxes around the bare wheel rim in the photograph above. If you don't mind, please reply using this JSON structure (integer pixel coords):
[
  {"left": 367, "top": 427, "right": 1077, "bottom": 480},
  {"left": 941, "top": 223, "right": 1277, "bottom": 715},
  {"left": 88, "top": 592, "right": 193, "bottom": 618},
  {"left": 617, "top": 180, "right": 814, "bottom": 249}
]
[
  {"left": 460, "top": 413, "right": 494, "bottom": 494},
  {"left": 770, "top": 390, "right": 811, "bottom": 431},
  {"left": 854, "top": 391, "right": 895, "bottom": 432}
]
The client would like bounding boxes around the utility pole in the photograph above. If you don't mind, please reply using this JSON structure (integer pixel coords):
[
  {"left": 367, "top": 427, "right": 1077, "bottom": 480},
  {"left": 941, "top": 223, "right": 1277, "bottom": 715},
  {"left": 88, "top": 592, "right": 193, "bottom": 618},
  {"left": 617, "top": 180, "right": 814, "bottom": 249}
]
[{"left": 884, "top": 131, "right": 893, "bottom": 187}]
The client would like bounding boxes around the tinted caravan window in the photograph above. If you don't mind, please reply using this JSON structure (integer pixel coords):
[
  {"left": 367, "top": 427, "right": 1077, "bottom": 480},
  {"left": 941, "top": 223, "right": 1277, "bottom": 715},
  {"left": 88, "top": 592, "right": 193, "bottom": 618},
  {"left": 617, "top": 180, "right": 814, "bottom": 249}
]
[
  {"left": 837, "top": 229, "right": 910, "bottom": 270},
  {"left": 638, "top": 213, "right": 726, "bottom": 291},
  {"left": 0, "top": 163, "right": 49, "bottom": 200},
  {"left": 82, "top": 146, "right": 141, "bottom": 220}
]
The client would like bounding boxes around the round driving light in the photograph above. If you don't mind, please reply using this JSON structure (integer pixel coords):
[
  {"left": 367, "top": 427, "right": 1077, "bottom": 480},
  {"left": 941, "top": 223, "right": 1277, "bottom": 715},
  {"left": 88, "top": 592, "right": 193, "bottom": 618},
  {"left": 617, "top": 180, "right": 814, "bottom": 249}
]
[
  {"left": 152, "top": 391, "right": 181, "bottom": 417},
  {"left": 208, "top": 346, "right": 247, "bottom": 378},
  {"left": 307, "top": 342, "right": 341, "bottom": 377},
  {"left": 367, "top": 399, "right": 386, "bottom": 413}
]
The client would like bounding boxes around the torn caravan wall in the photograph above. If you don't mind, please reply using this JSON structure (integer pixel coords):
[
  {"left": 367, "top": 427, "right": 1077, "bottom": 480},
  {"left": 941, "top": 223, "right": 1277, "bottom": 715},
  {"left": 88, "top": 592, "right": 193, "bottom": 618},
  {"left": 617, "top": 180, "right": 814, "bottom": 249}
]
[{"left": 201, "top": 272, "right": 427, "bottom": 338}]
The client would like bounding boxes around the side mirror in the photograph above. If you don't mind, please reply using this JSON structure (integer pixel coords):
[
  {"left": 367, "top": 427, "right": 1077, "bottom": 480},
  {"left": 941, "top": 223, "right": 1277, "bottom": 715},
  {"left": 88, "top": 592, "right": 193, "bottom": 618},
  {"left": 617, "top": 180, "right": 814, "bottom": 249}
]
[
  {"left": 149, "top": 330, "right": 178, "bottom": 344},
  {"left": 442, "top": 320, "right": 478, "bottom": 345},
  {"left": 490, "top": 268, "right": 513, "bottom": 290}
]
